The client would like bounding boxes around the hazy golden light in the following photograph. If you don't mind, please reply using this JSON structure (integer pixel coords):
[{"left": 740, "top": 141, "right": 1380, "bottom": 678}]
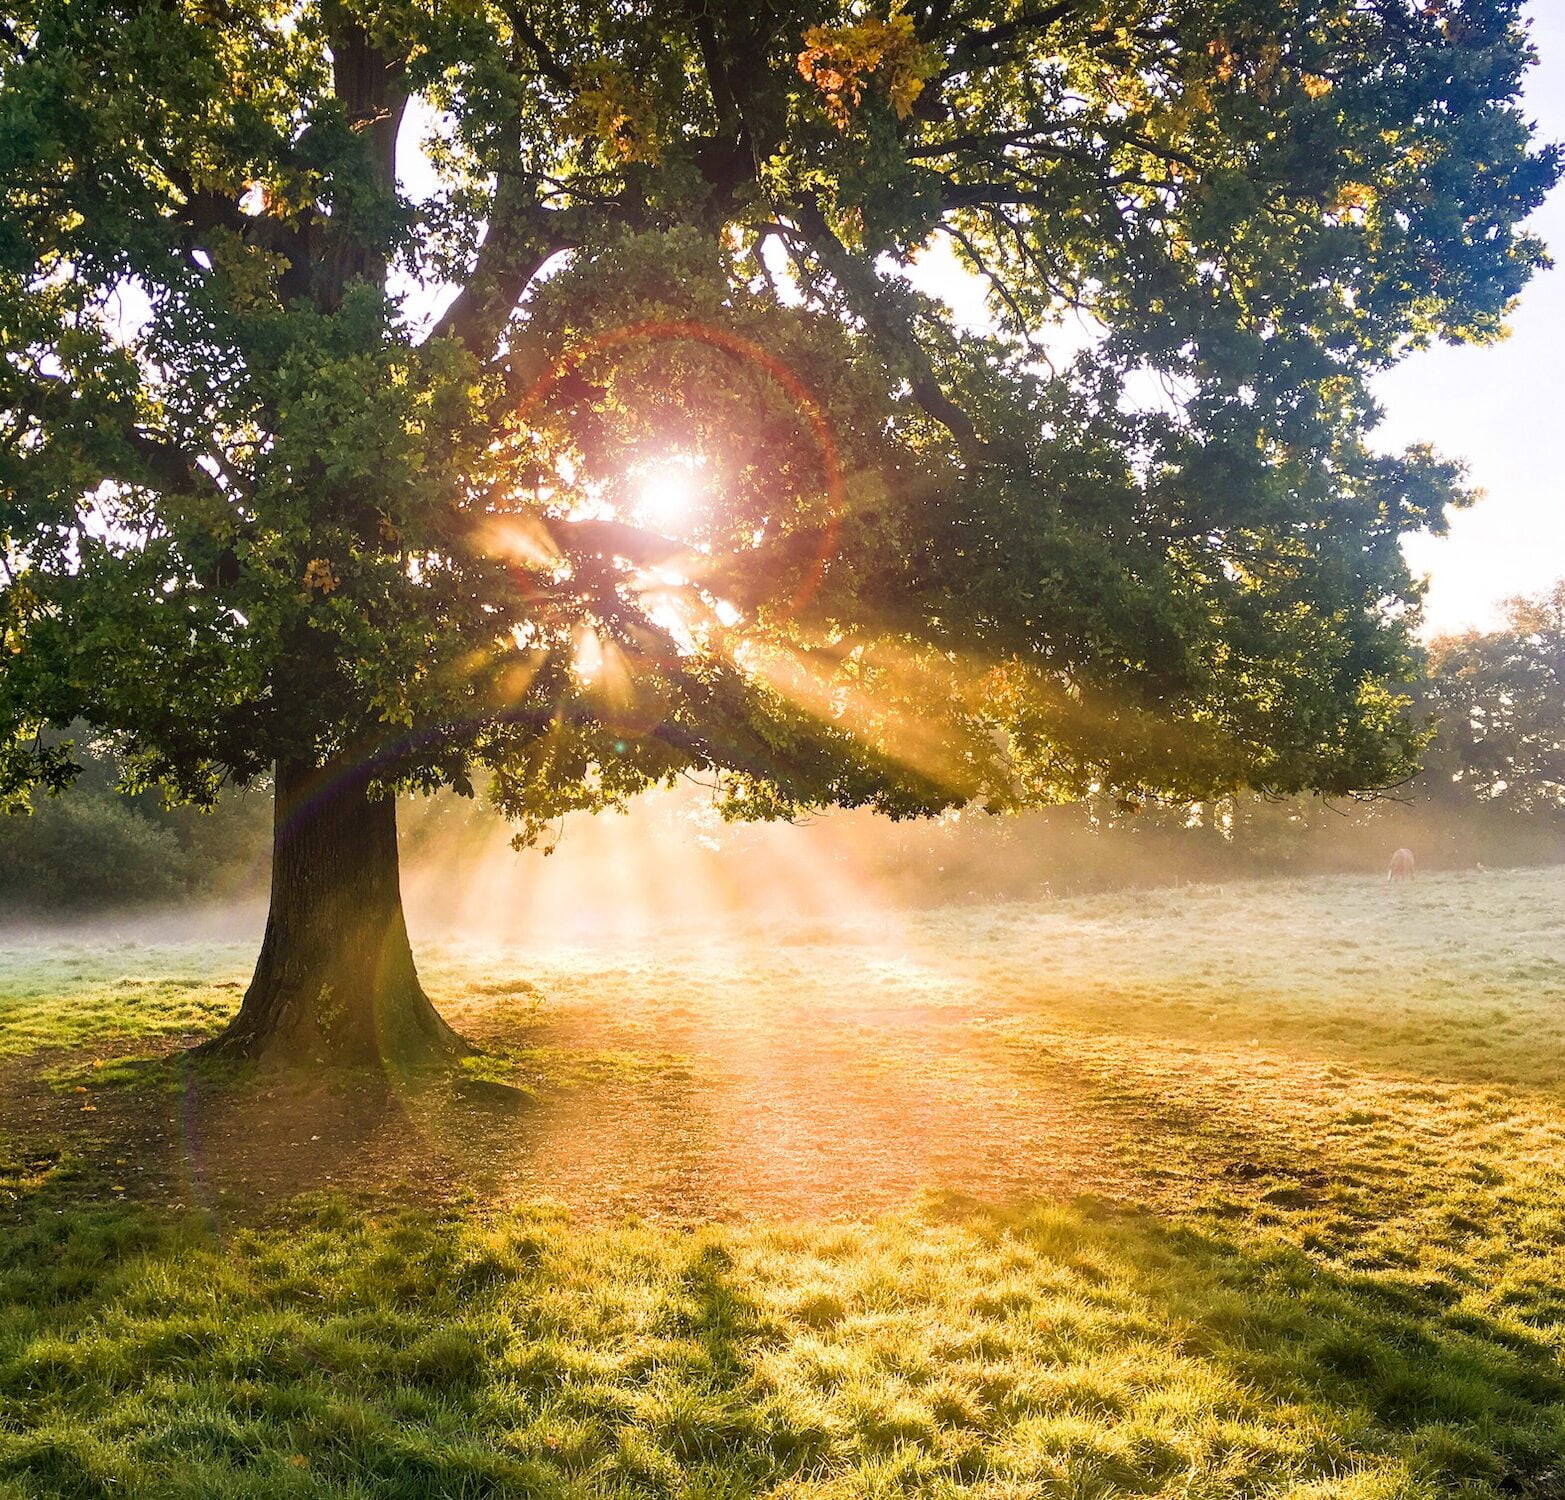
[
  {"left": 572, "top": 625, "right": 613, "bottom": 685},
  {"left": 400, "top": 783, "right": 913, "bottom": 950}
]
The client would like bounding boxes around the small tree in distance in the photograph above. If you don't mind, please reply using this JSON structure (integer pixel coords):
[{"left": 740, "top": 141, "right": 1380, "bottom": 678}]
[
  {"left": 1423, "top": 582, "right": 1565, "bottom": 817},
  {"left": 0, "top": 0, "right": 1556, "bottom": 1067}
]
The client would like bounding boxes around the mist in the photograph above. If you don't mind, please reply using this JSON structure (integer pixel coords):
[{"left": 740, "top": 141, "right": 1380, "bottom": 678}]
[{"left": 5, "top": 770, "right": 1562, "bottom": 958}]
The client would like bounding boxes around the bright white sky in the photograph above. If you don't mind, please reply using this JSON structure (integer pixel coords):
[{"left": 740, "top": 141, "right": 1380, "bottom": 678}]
[{"left": 1378, "top": 1, "right": 1565, "bottom": 636}]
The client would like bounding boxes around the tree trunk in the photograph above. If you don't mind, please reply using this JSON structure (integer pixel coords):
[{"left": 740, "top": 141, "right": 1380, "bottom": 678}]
[{"left": 195, "top": 759, "right": 471, "bottom": 1068}]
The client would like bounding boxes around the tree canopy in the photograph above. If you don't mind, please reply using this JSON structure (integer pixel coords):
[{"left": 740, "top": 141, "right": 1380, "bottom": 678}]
[{"left": 1, "top": 0, "right": 1557, "bottom": 838}]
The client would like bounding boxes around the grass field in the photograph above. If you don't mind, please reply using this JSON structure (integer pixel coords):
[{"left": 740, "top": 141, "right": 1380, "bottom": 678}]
[{"left": 2, "top": 868, "right": 1564, "bottom": 1498}]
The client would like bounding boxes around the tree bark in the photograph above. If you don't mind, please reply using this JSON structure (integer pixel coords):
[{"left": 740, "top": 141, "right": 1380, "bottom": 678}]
[{"left": 195, "top": 759, "right": 471, "bottom": 1068}]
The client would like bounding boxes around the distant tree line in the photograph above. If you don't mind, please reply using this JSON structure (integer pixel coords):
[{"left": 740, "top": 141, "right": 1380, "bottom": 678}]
[
  {"left": 1124, "top": 578, "right": 1565, "bottom": 875},
  {"left": 1420, "top": 584, "right": 1565, "bottom": 821},
  {"left": 6, "top": 584, "right": 1565, "bottom": 914},
  {"left": 0, "top": 735, "right": 271, "bottom": 914}
]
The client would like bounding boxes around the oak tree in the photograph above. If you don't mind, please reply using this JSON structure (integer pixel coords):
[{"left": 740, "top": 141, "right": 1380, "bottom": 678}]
[{"left": 0, "top": 0, "right": 1555, "bottom": 1064}]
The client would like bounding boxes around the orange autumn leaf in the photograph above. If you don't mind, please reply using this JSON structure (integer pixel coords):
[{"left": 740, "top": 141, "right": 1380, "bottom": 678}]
[{"left": 798, "top": 13, "right": 938, "bottom": 129}]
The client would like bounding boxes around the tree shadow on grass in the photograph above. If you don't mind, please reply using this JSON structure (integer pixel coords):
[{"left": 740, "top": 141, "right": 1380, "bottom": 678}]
[
  {"left": 0, "top": 1043, "right": 578, "bottom": 1219},
  {"left": 0, "top": 1183, "right": 1562, "bottom": 1497}
]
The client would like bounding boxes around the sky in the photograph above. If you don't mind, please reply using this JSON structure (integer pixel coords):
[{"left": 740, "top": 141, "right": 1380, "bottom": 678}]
[{"left": 1377, "top": 2, "right": 1565, "bottom": 636}]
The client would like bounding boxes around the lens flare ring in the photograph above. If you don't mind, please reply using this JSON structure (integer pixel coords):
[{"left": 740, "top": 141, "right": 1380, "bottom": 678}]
[{"left": 511, "top": 317, "right": 844, "bottom": 628}]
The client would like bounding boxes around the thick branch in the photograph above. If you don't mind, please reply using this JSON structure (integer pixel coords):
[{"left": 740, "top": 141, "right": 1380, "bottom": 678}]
[
  {"left": 328, "top": 4, "right": 407, "bottom": 184},
  {"left": 313, "top": 4, "right": 408, "bottom": 312},
  {"left": 916, "top": 123, "right": 1201, "bottom": 178},
  {"left": 943, "top": 2, "right": 1081, "bottom": 72},
  {"left": 10, "top": 373, "right": 226, "bottom": 503},
  {"left": 681, "top": 6, "right": 784, "bottom": 213},
  {"left": 424, "top": 190, "right": 570, "bottom": 359},
  {"left": 544, "top": 516, "right": 690, "bottom": 569},
  {"left": 499, "top": 2, "right": 573, "bottom": 87},
  {"left": 789, "top": 197, "right": 1009, "bottom": 469}
]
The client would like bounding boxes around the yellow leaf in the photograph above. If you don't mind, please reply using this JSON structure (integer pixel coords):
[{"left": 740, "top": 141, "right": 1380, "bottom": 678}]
[
  {"left": 798, "top": 13, "right": 938, "bottom": 129},
  {"left": 565, "top": 61, "right": 663, "bottom": 163},
  {"left": 303, "top": 558, "right": 338, "bottom": 594}
]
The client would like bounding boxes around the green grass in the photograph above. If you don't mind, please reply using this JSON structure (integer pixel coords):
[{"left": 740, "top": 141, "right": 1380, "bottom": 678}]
[
  {"left": 3, "top": 869, "right": 1565, "bottom": 1497},
  {"left": 0, "top": 944, "right": 250, "bottom": 1058}
]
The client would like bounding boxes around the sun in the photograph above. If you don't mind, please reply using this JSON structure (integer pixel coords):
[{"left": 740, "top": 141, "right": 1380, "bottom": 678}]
[{"left": 631, "top": 454, "right": 704, "bottom": 529}]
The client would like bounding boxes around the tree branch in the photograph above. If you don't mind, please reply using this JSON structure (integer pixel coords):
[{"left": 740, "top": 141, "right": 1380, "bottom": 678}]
[
  {"left": 544, "top": 516, "right": 690, "bottom": 569},
  {"left": 10, "top": 371, "right": 226, "bottom": 503},
  {"left": 789, "top": 197, "right": 1014, "bottom": 469},
  {"left": 943, "top": 2, "right": 1082, "bottom": 73},
  {"left": 422, "top": 141, "right": 574, "bottom": 360},
  {"left": 499, "top": 2, "right": 573, "bottom": 87}
]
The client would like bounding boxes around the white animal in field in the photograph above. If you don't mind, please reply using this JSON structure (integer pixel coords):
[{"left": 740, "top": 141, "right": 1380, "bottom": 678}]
[{"left": 1387, "top": 848, "right": 1415, "bottom": 883}]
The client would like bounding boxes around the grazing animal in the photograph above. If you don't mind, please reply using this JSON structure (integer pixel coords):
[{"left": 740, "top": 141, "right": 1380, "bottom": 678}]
[{"left": 1388, "top": 848, "right": 1415, "bottom": 883}]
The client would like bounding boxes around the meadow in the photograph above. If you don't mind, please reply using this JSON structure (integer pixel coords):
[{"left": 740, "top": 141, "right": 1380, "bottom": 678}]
[{"left": 1, "top": 868, "right": 1564, "bottom": 1498}]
